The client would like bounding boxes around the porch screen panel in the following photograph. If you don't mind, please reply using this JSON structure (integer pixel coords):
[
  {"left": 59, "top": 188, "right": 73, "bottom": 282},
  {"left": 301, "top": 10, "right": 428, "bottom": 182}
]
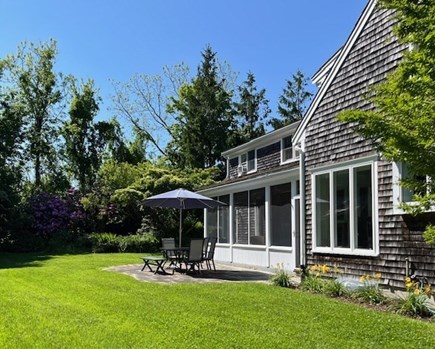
[
  {"left": 218, "top": 195, "right": 230, "bottom": 243},
  {"left": 315, "top": 173, "right": 330, "bottom": 247},
  {"left": 334, "top": 170, "right": 350, "bottom": 248},
  {"left": 249, "top": 188, "right": 265, "bottom": 245},
  {"left": 233, "top": 191, "right": 248, "bottom": 244},
  {"left": 355, "top": 165, "right": 373, "bottom": 249},
  {"left": 270, "top": 183, "right": 292, "bottom": 246},
  {"left": 206, "top": 198, "right": 218, "bottom": 239}
]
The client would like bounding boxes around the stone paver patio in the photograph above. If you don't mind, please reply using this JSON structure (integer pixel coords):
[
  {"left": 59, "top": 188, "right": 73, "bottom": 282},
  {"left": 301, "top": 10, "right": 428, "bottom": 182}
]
[{"left": 105, "top": 261, "right": 277, "bottom": 284}]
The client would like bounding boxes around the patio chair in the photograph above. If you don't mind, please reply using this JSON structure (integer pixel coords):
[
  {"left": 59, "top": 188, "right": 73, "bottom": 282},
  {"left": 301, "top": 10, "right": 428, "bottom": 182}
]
[
  {"left": 183, "top": 238, "right": 204, "bottom": 274},
  {"left": 202, "top": 237, "right": 210, "bottom": 261},
  {"left": 161, "top": 238, "right": 178, "bottom": 268},
  {"left": 203, "top": 237, "right": 217, "bottom": 271}
]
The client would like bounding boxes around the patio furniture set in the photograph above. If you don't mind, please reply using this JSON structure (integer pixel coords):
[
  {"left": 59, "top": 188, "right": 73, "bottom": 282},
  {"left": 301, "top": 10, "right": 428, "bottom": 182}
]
[{"left": 141, "top": 237, "right": 217, "bottom": 275}]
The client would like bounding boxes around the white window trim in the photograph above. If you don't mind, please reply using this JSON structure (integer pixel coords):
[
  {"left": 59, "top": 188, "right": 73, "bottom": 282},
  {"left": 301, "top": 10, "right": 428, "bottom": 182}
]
[
  {"left": 311, "top": 160, "right": 379, "bottom": 257},
  {"left": 392, "top": 162, "right": 434, "bottom": 214},
  {"left": 280, "top": 136, "right": 294, "bottom": 164},
  {"left": 239, "top": 149, "right": 257, "bottom": 174}
]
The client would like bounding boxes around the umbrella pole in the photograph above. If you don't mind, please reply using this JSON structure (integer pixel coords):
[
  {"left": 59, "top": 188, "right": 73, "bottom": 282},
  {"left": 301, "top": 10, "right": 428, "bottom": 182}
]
[{"left": 179, "top": 208, "right": 182, "bottom": 248}]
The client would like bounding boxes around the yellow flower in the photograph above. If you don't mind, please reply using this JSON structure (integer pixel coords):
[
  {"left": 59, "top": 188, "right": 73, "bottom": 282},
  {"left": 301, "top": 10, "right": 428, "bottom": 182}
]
[
  {"left": 423, "top": 285, "right": 432, "bottom": 296},
  {"left": 405, "top": 282, "right": 414, "bottom": 290},
  {"left": 374, "top": 273, "right": 382, "bottom": 280},
  {"left": 320, "top": 265, "right": 330, "bottom": 274},
  {"left": 414, "top": 288, "right": 421, "bottom": 295}
]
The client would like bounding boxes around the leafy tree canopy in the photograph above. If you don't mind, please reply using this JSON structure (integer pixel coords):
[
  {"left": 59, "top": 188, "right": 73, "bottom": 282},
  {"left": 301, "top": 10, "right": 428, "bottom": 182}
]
[{"left": 338, "top": 0, "right": 435, "bottom": 244}]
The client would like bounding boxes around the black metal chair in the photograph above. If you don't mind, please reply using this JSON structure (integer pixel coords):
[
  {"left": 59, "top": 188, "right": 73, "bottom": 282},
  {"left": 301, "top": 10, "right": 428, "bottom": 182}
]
[
  {"left": 203, "top": 237, "right": 217, "bottom": 271},
  {"left": 183, "top": 238, "right": 204, "bottom": 273},
  {"left": 161, "top": 238, "right": 178, "bottom": 268},
  {"left": 202, "top": 237, "right": 210, "bottom": 261}
]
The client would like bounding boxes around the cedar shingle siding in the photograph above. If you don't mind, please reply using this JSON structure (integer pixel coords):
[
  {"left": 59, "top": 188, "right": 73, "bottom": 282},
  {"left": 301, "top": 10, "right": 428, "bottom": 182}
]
[
  {"left": 227, "top": 142, "right": 281, "bottom": 180},
  {"left": 304, "top": 6, "right": 435, "bottom": 288}
]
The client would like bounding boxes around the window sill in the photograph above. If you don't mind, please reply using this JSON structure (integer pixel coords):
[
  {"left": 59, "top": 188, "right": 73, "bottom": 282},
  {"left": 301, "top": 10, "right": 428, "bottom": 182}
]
[
  {"left": 233, "top": 244, "right": 266, "bottom": 250},
  {"left": 392, "top": 203, "right": 435, "bottom": 215},
  {"left": 280, "top": 157, "right": 299, "bottom": 166},
  {"left": 269, "top": 246, "right": 292, "bottom": 252},
  {"left": 312, "top": 247, "right": 379, "bottom": 257}
]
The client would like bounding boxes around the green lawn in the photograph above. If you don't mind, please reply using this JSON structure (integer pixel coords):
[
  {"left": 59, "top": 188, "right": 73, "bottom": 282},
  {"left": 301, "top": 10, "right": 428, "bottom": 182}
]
[{"left": 0, "top": 253, "right": 434, "bottom": 349}]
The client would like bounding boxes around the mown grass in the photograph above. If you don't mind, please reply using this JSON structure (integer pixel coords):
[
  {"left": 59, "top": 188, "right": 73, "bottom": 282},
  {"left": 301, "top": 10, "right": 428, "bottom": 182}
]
[{"left": 0, "top": 253, "right": 434, "bottom": 349}]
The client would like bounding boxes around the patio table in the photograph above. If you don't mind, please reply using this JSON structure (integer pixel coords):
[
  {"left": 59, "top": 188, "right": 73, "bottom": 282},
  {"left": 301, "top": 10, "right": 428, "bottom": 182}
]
[{"left": 160, "top": 247, "right": 189, "bottom": 272}]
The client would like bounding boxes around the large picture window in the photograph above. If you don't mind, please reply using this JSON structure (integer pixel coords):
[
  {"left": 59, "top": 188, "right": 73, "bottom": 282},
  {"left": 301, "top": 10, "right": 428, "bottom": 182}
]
[{"left": 313, "top": 163, "right": 375, "bottom": 254}]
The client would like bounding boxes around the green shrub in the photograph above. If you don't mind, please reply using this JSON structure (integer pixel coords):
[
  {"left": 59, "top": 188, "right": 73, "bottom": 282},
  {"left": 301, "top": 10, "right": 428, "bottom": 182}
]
[
  {"left": 89, "top": 232, "right": 120, "bottom": 253},
  {"left": 397, "top": 276, "right": 434, "bottom": 317},
  {"left": 300, "top": 275, "right": 325, "bottom": 293},
  {"left": 270, "top": 264, "right": 292, "bottom": 288},
  {"left": 352, "top": 285, "right": 386, "bottom": 305},
  {"left": 121, "top": 233, "right": 159, "bottom": 253},
  {"left": 323, "top": 279, "right": 350, "bottom": 298},
  {"left": 88, "top": 232, "right": 159, "bottom": 253},
  {"left": 397, "top": 292, "right": 433, "bottom": 318}
]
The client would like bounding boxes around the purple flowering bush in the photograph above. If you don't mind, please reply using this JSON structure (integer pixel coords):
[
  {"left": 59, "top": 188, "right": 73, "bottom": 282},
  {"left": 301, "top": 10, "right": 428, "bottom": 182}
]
[{"left": 28, "top": 189, "right": 86, "bottom": 242}]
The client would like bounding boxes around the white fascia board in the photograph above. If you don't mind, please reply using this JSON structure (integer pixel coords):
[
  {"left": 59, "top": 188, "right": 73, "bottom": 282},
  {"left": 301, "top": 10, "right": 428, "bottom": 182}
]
[
  {"left": 198, "top": 167, "right": 299, "bottom": 197},
  {"left": 293, "top": 0, "right": 377, "bottom": 146},
  {"left": 311, "top": 47, "right": 342, "bottom": 87},
  {"left": 222, "top": 121, "right": 301, "bottom": 158}
]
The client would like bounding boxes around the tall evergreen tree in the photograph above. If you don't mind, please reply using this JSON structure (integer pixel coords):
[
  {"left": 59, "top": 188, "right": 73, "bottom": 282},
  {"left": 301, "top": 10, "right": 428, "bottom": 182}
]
[
  {"left": 269, "top": 70, "right": 312, "bottom": 129},
  {"left": 233, "top": 72, "right": 270, "bottom": 144},
  {"left": 167, "top": 46, "right": 234, "bottom": 170}
]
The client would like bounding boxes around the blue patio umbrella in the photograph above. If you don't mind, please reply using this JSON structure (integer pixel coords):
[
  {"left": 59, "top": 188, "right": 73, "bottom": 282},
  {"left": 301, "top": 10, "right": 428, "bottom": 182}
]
[{"left": 142, "top": 188, "right": 226, "bottom": 247}]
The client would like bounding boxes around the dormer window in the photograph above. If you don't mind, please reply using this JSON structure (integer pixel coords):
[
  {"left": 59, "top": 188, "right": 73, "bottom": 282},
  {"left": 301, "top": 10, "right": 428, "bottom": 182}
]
[
  {"left": 281, "top": 136, "right": 293, "bottom": 163},
  {"left": 239, "top": 150, "right": 256, "bottom": 174}
]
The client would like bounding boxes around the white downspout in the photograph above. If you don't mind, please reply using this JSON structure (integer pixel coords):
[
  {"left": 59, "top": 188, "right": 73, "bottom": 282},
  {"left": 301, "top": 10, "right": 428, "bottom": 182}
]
[{"left": 295, "top": 143, "right": 306, "bottom": 267}]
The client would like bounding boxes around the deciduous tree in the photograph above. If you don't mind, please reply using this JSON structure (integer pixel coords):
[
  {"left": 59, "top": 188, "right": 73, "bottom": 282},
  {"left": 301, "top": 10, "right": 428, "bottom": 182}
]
[{"left": 338, "top": 0, "right": 435, "bottom": 244}]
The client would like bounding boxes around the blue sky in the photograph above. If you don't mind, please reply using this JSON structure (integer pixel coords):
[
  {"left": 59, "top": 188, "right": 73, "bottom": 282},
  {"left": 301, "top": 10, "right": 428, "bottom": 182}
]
[{"left": 1, "top": 0, "right": 368, "bottom": 124}]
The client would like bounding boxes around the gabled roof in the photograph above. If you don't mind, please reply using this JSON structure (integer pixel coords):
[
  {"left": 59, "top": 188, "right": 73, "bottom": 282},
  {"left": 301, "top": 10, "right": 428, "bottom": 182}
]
[{"left": 293, "top": 0, "right": 377, "bottom": 145}]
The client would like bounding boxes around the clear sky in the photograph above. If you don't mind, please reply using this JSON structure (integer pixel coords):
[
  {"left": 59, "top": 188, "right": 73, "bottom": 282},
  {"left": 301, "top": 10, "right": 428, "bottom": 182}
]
[{"left": 1, "top": 0, "right": 368, "bottom": 124}]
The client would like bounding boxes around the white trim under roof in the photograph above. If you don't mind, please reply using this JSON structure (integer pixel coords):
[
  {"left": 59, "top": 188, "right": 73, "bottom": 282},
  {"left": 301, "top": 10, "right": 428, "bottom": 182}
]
[
  {"left": 222, "top": 121, "right": 301, "bottom": 158},
  {"left": 311, "top": 47, "right": 342, "bottom": 87},
  {"left": 293, "top": 0, "right": 377, "bottom": 146},
  {"left": 198, "top": 167, "right": 299, "bottom": 196}
]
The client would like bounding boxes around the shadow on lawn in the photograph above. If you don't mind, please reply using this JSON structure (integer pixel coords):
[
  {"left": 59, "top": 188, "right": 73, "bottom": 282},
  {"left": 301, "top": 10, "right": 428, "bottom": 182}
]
[
  {"left": 0, "top": 252, "right": 54, "bottom": 269},
  {"left": 0, "top": 250, "right": 89, "bottom": 269}
]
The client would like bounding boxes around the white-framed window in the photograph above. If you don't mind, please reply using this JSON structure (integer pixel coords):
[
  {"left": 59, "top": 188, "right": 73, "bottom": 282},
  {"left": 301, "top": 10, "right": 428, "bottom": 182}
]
[
  {"left": 239, "top": 149, "right": 256, "bottom": 173},
  {"left": 281, "top": 136, "right": 293, "bottom": 163},
  {"left": 312, "top": 161, "right": 378, "bottom": 256},
  {"left": 392, "top": 162, "right": 433, "bottom": 213}
]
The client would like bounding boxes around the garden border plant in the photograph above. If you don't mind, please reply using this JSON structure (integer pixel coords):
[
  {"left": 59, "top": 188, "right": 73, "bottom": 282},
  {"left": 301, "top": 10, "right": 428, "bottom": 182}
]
[{"left": 270, "top": 263, "right": 434, "bottom": 320}]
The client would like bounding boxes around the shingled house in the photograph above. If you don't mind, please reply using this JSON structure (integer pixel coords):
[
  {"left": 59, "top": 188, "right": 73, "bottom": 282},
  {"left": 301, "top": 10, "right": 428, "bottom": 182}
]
[{"left": 200, "top": 0, "right": 435, "bottom": 289}]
